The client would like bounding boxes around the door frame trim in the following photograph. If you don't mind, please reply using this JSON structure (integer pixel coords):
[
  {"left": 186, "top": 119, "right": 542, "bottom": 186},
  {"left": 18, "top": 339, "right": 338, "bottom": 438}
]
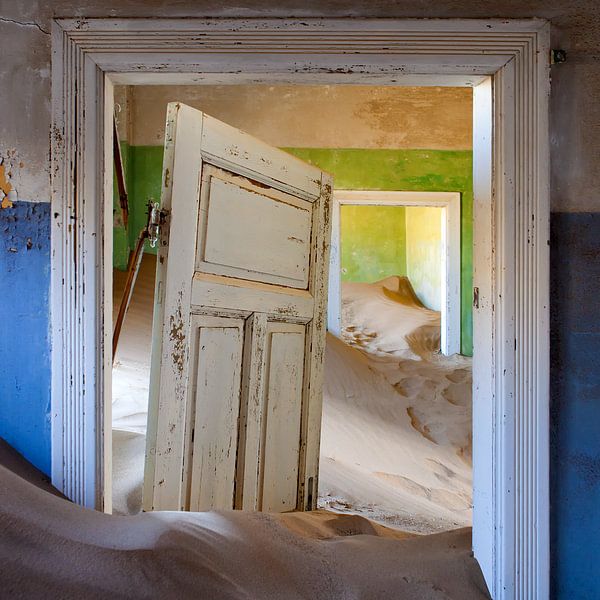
[
  {"left": 328, "top": 190, "right": 461, "bottom": 355},
  {"left": 50, "top": 18, "right": 550, "bottom": 599}
]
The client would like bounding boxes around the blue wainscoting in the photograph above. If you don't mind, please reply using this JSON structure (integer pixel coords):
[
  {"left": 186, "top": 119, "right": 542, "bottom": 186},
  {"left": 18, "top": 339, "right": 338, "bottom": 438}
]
[
  {"left": 0, "top": 201, "right": 51, "bottom": 475},
  {"left": 550, "top": 212, "right": 600, "bottom": 599}
]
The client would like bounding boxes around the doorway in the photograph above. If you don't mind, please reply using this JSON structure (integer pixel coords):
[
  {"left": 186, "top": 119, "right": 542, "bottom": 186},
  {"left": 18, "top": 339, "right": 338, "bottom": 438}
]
[
  {"left": 50, "top": 18, "right": 550, "bottom": 598},
  {"left": 108, "top": 85, "right": 471, "bottom": 527},
  {"left": 328, "top": 190, "right": 462, "bottom": 356}
]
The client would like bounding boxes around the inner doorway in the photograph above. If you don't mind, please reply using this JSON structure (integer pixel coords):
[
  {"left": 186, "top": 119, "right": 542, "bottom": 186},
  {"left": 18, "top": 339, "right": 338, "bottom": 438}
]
[
  {"left": 328, "top": 190, "right": 462, "bottom": 356},
  {"left": 110, "top": 84, "right": 475, "bottom": 537}
]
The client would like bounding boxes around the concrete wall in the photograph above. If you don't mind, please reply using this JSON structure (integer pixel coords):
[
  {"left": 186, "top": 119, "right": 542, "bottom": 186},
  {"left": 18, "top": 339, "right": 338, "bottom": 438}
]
[{"left": 0, "top": 2, "right": 599, "bottom": 597}]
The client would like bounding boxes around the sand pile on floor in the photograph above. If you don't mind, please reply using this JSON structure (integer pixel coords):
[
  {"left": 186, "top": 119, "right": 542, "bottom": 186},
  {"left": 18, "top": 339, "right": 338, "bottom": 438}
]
[
  {"left": 319, "top": 276, "right": 472, "bottom": 533},
  {"left": 341, "top": 276, "right": 441, "bottom": 359},
  {"left": 319, "top": 335, "right": 472, "bottom": 533},
  {"left": 0, "top": 464, "right": 489, "bottom": 599},
  {"left": 111, "top": 264, "right": 472, "bottom": 534}
]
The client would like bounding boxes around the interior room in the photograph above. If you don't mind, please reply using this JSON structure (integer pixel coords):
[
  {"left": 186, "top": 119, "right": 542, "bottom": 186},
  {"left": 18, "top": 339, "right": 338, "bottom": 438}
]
[
  {"left": 322, "top": 200, "right": 472, "bottom": 531},
  {"left": 4, "top": 10, "right": 597, "bottom": 600},
  {"left": 111, "top": 83, "right": 474, "bottom": 534}
]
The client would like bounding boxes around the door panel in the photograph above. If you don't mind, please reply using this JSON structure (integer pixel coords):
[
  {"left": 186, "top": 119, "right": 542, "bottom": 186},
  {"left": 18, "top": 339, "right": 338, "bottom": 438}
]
[
  {"left": 199, "top": 113, "right": 322, "bottom": 200},
  {"left": 198, "top": 167, "right": 313, "bottom": 289},
  {"left": 183, "top": 315, "right": 244, "bottom": 512},
  {"left": 144, "top": 104, "right": 332, "bottom": 513},
  {"left": 260, "top": 323, "right": 306, "bottom": 512}
]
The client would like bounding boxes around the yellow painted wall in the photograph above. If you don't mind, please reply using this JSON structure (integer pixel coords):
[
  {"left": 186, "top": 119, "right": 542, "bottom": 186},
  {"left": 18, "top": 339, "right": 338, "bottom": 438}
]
[{"left": 405, "top": 207, "right": 443, "bottom": 311}]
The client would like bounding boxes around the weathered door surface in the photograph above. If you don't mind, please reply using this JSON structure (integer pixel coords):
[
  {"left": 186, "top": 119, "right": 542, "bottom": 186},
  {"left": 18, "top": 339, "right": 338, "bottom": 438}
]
[{"left": 143, "top": 103, "right": 332, "bottom": 513}]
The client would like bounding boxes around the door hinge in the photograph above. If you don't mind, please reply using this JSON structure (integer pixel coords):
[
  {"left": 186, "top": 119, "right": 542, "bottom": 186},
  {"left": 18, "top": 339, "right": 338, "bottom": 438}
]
[
  {"left": 550, "top": 49, "right": 567, "bottom": 65},
  {"left": 147, "top": 202, "right": 169, "bottom": 248},
  {"left": 473, "top": 286, "right": 480, "bottom": 309}
]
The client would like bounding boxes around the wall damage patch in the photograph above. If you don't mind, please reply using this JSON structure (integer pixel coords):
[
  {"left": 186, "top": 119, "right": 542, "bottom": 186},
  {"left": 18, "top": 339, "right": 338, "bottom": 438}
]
[
  {"left": 0, "top": 161, "right": 14, "bottom": 209},
  {"left": 0, "top": 153, "right": 21, "bottom": 209}
]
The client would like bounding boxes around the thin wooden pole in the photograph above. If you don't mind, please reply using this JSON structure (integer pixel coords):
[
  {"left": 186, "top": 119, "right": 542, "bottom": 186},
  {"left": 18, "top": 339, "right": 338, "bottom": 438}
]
[
  {"left": 113, "top": 117, "right": 129, "bottom": 229},
  {"left": 112, "top": 229, "right": 148, "bottom": 361}
]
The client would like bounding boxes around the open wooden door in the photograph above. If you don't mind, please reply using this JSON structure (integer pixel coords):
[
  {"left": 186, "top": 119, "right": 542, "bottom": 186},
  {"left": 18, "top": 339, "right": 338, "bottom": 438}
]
[{"left": 143, "top": 103, "right": 332, "bottom": 513}]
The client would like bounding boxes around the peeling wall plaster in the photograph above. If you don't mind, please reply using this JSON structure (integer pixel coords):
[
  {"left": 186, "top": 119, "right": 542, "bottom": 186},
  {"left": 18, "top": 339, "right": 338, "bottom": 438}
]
[
  {"left": 0, "top": 151, "right": 22, "bottom": 209},
  {"left": 1, "top": 0, "right": 599, "bottom": 211},
  {"left": 127, "top": 85, "right": 473, "bottom": 150}
]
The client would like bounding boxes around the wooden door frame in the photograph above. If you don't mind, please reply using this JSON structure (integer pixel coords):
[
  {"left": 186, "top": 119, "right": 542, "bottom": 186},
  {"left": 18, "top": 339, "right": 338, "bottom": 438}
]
[
  {"left": 50, "top": 18, "right": 550, "bottom": 599},
  {"left": 328, "top": 190, "right": 461, "bottom": 355}
]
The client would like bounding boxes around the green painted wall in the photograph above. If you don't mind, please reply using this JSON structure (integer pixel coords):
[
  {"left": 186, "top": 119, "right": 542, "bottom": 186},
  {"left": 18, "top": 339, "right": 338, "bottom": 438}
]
[
  {"left": 340, "top": 204, "right": 444, "bottom": 312},
  {"left": 114, "top": 146, "right": 473, "bottom": 355},
  {"left": 285, "top": 148, "right": 473, "bottom": 355},
  {"left": 340, "top": 205, "right": 407, "bottom": 283},
  {"left": 405, "top": 206, "right": 443, "bottom": 312},
  {"left": 126, "top": 146, "right": 163, "bottom": 255},
  {"left": 112, "top": 141, "right": 131, "bottom": 271},
  {"left": 112, "top": 144, "right": 162, "bottom": 272}
]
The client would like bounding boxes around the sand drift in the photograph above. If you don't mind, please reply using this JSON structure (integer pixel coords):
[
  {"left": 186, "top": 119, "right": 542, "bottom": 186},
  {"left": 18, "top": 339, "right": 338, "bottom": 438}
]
[
  {"left": 112, "top": 275, "right": 472, "bottom": 535},
  {"left": 318, "top": 277, "right": 472, "bottom": 532},
  {"left": 0, "top": 464, "right": 488, "bottom": 599}
]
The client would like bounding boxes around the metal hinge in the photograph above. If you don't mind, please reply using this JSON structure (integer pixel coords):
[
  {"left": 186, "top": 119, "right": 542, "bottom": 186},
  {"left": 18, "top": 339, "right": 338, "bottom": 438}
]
[
  {"left": 147, "top": 202, "right": 169, "bottom": 248},
  {"left": 550, "top": 49, "right": 567, "bottom": 65},
  {"left": 473, "top": 286, "right": 480, "bottom": 309}
]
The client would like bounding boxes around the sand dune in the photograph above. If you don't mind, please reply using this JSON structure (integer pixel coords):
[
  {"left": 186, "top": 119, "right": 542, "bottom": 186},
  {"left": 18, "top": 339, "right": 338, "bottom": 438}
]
[
  {"left": 319, "top": 334, "right": 472, "bottom": 533},
  {"left": 341, "top": 276, "right": 442, "bottom": 359},
  {"left": 317, "top": 277, "right": 472, "bottom": 532},
  {"left": 0, "top": 463, "right": 489, "bottom": 599}
]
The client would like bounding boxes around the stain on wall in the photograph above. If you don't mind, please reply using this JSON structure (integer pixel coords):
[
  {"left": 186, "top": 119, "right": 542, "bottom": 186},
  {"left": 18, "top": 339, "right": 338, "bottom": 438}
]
[
  {"left": 128, "top": 85, "right": 473, "bottom": 150},
  {"left": 0, "top": 201, "right": 51, "bottom": 474},
  {"left": 0, "top": 162, "right": 15, "bottom": 209},
  {"left": 550, "top": 212, "right": 600, "bottom": 599}
]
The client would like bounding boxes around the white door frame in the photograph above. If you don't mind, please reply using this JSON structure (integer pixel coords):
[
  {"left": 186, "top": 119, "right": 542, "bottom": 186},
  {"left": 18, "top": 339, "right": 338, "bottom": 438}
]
[
  {"left": 50, "top": 18, "right": 550, "bottom": 599},
  {"left": 328, "top": 190, "right": 461, "bottom": 355}
]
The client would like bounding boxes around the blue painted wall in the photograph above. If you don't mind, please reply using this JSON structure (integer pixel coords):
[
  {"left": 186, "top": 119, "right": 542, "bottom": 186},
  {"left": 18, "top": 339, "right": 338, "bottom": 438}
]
[
  {"left": 0, "top": 201, "right": 51, "bottom": 476},
  {"left": 550, "top": 212, "right": 600, "bottom": 599},
  {"left": 1, "top": 205, "right": 600, "bottom": 597}
]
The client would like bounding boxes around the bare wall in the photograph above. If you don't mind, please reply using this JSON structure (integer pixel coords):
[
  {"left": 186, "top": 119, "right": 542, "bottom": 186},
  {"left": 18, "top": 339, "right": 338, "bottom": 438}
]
[{"left": 127, "top": 85, "right": 472, "bottom": 149}]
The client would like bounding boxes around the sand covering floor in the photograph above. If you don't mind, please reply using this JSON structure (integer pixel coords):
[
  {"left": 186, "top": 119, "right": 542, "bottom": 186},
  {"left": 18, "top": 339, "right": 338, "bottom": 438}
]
[
  {"left": 112, "top": 264, "right": 472, "bottom": 533},
  {"left": 0, "top": 463, "right": 489, "bottom": 599},
  {"left": 320, "top": 276, "right": 472, "bottom": 532}
]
